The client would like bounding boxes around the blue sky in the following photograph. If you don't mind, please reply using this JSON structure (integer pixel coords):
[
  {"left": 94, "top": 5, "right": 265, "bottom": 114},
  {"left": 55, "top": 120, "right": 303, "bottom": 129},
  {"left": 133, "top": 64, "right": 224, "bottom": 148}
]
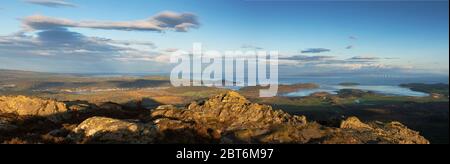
[{"left": 0, "top": 0, "right": 448, "bottom": 76}]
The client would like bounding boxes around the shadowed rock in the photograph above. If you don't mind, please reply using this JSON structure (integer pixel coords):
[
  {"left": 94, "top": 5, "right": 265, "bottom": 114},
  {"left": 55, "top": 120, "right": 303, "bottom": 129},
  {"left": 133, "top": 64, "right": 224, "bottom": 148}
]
[{"left": 0, "top": 115, "right": 18, "bottom": 132}]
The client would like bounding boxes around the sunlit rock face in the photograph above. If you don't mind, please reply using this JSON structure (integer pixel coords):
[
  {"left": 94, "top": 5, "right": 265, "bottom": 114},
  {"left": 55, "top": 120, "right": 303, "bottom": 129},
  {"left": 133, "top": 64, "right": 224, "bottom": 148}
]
[
  {"left": 69, "top": 117, "right": 156, "bottom": 144},
  {"left": 0, "top": 96, "right": 71, "bottom": 123}
]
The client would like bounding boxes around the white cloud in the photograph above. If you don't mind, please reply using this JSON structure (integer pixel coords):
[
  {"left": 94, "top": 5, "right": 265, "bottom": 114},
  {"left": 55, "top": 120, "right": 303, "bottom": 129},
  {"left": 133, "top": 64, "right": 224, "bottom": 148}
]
[
  {"left": 348, "top": 56, "right": 380, "bottom": 61},
  {"left": 0, "top": 29, "right": 162, "bottom": 62},
  {"left": 25, "top": 0, "right": 77, "bottom": 8},
  {"left": 22, "top": 11, "right": 200, "bottom": 32},
  {"left": 0, "top": 10, "right": 200, "bottom": 72},
  {"left": 241, "top": 44, "right": 263, "bottom": 50}
]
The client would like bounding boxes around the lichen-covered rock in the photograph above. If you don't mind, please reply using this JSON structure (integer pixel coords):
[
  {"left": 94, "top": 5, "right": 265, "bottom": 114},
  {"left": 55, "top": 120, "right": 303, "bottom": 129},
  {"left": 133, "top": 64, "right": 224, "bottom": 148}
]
[
  {"left": 315, "top": 118, "right": 430, "bottom": 144},
  {"left": 151, "top": 91, "right": 309, "bottom": 143},
  {"left": 150, "top": 91, "right": 430, "bottom": 144},
  {"left": 340, "top": 117, "right": 373, "bottom": 130},
  {"left": 374, "top": 121, "right": 430, "bottom": 144},
  {"left": 69, "top": 117, "right": 156, "bottom": 144},
  {"left": 0, "top": 96, "right": 71, "bottom": 122}
]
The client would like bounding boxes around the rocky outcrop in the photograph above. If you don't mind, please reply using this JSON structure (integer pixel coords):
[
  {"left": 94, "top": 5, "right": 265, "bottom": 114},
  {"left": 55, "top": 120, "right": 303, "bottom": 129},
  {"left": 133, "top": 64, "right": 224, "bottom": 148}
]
[
  {"left": 69, "top": 117, "right": 156, "bottom": 144},
  {"left": 340, "top": 117, "right": 373, "bottom": 130},
  {"left": 317, "top": 117, "right": 430, "bottom": 144},
  {"left": 0, "top": 92, "right": 430, "bottom": 144},
  {"left": 0, "top": 96, "right": 71, "bottom": 123},
  {"left": 150, "top": 91, "right": 430, "bottom": 144},
  {"left": 151, "top": 91, "right": 309, "bottom": 143}
]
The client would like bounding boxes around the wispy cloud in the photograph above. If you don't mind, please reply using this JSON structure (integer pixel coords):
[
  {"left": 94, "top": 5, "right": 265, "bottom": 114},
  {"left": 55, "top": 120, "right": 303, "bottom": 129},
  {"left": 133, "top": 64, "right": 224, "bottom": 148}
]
[
  {"left": 0, "top": 10, "right": 200, "bottom": 69},
  {"left": 277, "top": 52, "right": 408, "bottom": 73},
  {"left": 241, "top": 44, "right": 263, "bottom": 50},
  {"left": 0, "top": 28, "right": 158, "bottom": 61},
  {"left": 384, "top": 57, "right": 400, "bottom": 60},
  {"left": 312, "top": 63, "right": 409, "bottom": 71},
  {"left": 301, "top": 48, "right": 331, "bottom": 54},
  {"left": 22, "top": 11, "right": 200, "bottom": 32},
  {"left": 164, "top": 48, "right": 179, "bottom": 53},
  {"left": 25, "top": 0, "right": 77, "bottom": 8},
  {"left": 281, "top": 55, "right": 334, "bottom": 61},
  {"left": 278, "top": 58, "right": 415, "bottom": 77},
  {"left": 349, "top": 56, "right": 380, "bottom": 60}
]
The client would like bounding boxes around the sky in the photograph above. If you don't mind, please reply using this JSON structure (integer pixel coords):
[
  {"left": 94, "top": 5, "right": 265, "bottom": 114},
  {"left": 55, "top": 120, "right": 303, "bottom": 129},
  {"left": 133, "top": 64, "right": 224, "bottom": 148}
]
[{"left": 0, "top": 0, "right": 448, "bottom": 77}]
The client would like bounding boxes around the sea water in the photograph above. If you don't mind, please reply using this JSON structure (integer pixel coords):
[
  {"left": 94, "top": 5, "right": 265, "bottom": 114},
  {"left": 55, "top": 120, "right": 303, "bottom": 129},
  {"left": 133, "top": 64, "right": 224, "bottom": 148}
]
[
  {"left": 280, "top": 75, "right": 446, "bottom": 97},
  {"left": 284, "top": 85, "right": 430, "bottom": 97}
]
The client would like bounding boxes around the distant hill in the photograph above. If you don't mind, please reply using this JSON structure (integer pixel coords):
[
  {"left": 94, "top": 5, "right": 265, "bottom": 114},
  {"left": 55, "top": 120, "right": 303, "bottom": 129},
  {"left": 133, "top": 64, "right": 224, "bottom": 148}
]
[
  {"left": 401, "top": 83, "right": 449, "bottom": 97},
  {"left": 338, "top": 82, "right": 360, "bottom": 86},
  {"left": 0, "top": 69, "right": 69, "bottom": 80},
  {"left": 0, "top": 69, "right": 171, "bottom": 93}
]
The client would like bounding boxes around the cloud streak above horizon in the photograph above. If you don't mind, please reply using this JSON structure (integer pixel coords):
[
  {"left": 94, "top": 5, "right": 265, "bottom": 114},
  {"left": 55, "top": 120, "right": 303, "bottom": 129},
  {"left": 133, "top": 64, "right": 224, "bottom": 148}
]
[
  {"left": 25, "top": 0, "right": 77, "bottom": 8},
  {"left": 349, "top": 56, "right": 380, "bottom": 61},
  {"left": 301, "top": 48, "right": 331, "bottom": 54},
  {"left": 22, "top": 11, "right": 200, "bottom": 32},
  {"left": 280, "top": 55, "right": 335, "bottom": 62}
]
